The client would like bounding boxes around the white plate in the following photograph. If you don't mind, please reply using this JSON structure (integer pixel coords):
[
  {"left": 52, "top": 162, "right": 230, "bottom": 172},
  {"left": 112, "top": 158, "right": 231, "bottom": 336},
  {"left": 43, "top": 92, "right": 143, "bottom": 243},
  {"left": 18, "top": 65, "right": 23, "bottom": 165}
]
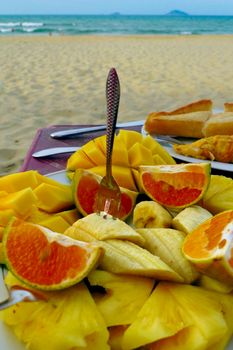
[
  {"left": 1, "top": 170, "right": 233, "bottom": 350},
  {"left": 141, "top": 126, "right": 233, "bottom": 173}
]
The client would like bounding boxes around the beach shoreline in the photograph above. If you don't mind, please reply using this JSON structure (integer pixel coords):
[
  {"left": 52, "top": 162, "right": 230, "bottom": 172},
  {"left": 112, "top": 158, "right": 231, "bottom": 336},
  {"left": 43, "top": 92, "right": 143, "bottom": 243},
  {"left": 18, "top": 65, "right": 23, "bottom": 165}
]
[{"left": 0, "top": 34, "right": 233, "bottom": 175}]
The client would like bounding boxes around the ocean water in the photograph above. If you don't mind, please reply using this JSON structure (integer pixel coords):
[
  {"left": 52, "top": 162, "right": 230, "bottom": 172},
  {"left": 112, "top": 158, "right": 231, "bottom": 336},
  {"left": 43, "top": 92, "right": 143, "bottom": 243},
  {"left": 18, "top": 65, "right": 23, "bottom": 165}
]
[{"left": 1, "top": 14, "right": 233, "bottom": 36}]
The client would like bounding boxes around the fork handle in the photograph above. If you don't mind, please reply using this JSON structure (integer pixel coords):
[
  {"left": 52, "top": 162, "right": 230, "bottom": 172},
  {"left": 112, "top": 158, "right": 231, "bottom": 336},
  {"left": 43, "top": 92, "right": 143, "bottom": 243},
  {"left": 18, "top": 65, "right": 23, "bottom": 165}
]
[{"left": 106, "top": 68, "right": 120, "bottom": 180}]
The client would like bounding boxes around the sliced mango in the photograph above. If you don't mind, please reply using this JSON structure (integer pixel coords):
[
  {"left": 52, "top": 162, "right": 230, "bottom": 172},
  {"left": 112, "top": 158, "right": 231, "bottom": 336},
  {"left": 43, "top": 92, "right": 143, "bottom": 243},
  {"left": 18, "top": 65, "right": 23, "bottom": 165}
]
[
  {"left": 0, "top": 170, "right": 39, "bottom": 193},
  {"left": 0, "top": 191, "right": 8, "bottom": 197},
  {"left": 153, "top": 154, "right": 167, "bottom": 165},
  {"left": 27, "top": 205, "right": 52, "bottom": 223},
  {"left": 82, "top": 140, "right": 106, "bottom": 165},
  {"left": 0, "top": 188, "right": 37, "bottom": 218},
  {"left": 56, "top": 208, "right": 81, "bottom": 225},
  {"left": 95, "top": 136, "right": 129, "bottom": 167},
  {"left": 39, "top": 216, "right": 70, "bottom": 233},
  {"left": 33, "top": 183, "right": 73, "bottom": 213},
  {"left": 66, "top": 130, "right": 176, "bottom": 192},
  {"left": 128, "top": 142, "right": 154, "bottom": 167},
  {"left": 35, "top": 173, "right": 71, "bottom": 191},
  {"left": 67, "top": 149, "right": 95, "bottom": 171},
  {"left": 117, "top": 129, "right": 143, "bottom": 149}
]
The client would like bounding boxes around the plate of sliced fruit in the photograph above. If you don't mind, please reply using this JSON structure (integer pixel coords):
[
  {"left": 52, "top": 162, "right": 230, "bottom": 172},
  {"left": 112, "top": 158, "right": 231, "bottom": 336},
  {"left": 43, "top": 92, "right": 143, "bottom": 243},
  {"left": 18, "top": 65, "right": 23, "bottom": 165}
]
[{"left": 0, "top": 129, "right": 233, "bottom": 350}]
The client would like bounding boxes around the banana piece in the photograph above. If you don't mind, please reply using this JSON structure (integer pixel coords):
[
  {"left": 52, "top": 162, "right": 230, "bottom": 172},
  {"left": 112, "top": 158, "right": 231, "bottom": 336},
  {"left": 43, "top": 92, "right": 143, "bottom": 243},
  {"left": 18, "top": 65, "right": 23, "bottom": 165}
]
[
  {"left": 137, "top": 228, "right": 199, "bottom": 284},
  {"left": 99, "top": 239, "right": 183, "bottom": 282},
  {"left": 133, "top": 201, "right": 172, "bottom": 229},
  {"left": 66, "top": 212, "right": 144, "bottom": 246},
  {"left": 65, "top": 224, "right": 183, "bottom": 282},
  {"left": 172, "top": 205, "right": 212, "bottom": 234}
]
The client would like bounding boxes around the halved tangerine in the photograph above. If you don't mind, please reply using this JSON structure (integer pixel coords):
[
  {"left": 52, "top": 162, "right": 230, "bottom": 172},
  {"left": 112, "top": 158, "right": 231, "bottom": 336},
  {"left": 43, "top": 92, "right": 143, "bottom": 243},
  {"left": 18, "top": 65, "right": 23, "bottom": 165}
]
[
  {"left": 139, "top": 163, "right": 210, "bottom": 209},
  {"left": 72, "top": 169, "right": 138, "bottom": 220},
  {"left": 3, "top": 218, "right": 102, "bottom": 290},
  {"left": 182, "top": 210, "right": 233, "bottom": 285}
]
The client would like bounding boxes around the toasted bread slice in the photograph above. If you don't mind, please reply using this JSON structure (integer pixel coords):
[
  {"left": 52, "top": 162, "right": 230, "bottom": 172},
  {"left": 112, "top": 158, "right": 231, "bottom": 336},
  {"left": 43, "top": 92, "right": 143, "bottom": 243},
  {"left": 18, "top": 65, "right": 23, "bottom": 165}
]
[
  {"left": 202, "top": 112, "right": 233, "bottom": 137},
  {"left": 144, "top": 100, "right": 213, "bottom": 138},
  {"left": 224, "top": 102, "right": 233, "bottom": 112}
]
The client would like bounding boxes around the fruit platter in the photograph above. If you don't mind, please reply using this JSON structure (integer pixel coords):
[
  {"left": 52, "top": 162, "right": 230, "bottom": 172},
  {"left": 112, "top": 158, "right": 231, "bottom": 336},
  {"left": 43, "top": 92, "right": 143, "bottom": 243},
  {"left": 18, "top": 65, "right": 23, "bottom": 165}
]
[{"left": 0, "top": 130, "right": 233, "bottom": 350}]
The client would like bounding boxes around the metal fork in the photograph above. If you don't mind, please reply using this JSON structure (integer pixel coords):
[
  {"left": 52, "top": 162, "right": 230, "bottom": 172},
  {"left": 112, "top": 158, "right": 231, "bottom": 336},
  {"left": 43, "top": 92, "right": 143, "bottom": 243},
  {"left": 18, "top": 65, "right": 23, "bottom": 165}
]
[
  {"left": 95, "top": 68, "right": 121, "bottom": 218},
  {"left": 0, "top": 265, "right": 46, "bottom": 310}
]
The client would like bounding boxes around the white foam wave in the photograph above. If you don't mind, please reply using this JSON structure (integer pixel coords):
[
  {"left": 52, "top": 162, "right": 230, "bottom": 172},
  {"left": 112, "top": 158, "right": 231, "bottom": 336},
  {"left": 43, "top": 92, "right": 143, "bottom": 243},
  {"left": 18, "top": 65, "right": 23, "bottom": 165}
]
[
  {"left": 180, "top": 31, "right": 192, "bottom": 35},
  {"left": 22, "top": 22, "right": 43, "bottom": 27},
  {"left": 23, "top": 27, "right": 37, "bottom": 32},
  {"left": 0, "top": 28, "right": 13, "bottom": 33},
  {"left": 0, "top": 22, "right": 20, "bottom": 27}
]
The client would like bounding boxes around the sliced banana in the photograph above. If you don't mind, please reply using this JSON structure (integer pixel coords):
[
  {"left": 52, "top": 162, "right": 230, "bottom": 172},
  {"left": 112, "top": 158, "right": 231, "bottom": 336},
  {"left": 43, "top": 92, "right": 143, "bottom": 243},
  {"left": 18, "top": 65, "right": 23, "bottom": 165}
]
[
  {"left": 137, "top": 228, "right": 199, "bottom": 283},
  {"left": 133, "top": 201, "right": 172, "bottom": 229},
  {"left": 172, "top": 205, "right": 212, "bottom": 234}
]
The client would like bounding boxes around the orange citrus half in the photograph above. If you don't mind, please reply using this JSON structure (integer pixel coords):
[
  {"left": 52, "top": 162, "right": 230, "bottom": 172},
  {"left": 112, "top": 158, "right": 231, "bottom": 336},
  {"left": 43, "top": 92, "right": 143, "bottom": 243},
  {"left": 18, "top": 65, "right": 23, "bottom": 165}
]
[
  {"left": 3, "top": 218, "right": 102, "bottom": 290},
  {"left": 182, "top": 210, "right": 233, "bottom": 285},
  {"left": 139, "top": 163, "right": 210, "bottom": 209},
  {"left": 72, "top": 169, "right": 138, "bottom": 220}
]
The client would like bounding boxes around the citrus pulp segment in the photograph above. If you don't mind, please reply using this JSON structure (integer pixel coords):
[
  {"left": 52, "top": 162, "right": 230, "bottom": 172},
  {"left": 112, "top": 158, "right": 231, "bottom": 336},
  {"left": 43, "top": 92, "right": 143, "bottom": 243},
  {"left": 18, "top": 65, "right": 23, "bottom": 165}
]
[
  {"left": 3, "top": 218, "right": 102, "bottom": 290},
  {"left": 140, "top": 163, "right": 211, "bottom": 209},
  {"left": 182, "top": 210, "right": 233, "bottom": 285},
  {"left": 72, "top": 169, "right": 138, "bottom": 220}
]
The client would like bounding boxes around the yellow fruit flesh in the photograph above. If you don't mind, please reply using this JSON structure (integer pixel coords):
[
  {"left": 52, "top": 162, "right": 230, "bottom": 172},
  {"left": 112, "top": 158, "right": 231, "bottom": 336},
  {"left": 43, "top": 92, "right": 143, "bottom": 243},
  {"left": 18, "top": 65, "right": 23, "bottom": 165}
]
[
  {"left": 128, "top": 142, "right": 154, "bottom": 167},
  {"left": 38, "top": 216, "right": 70, "bottom": 233},
  {"left": 82, "top": 140, "right": 107, "bottom": 165},
  {"left": 88, "top": 270, "right": 154, "bottom": 326},
  {"left": 67, "top": 149, "right": 95, "bottom": 170},
  {"left": 66, "top": 130, "right": 176, "bottom": 192},
  {"left": 2, "top": 273, "right": 110, "bottom": 350},
  {"left": 0, "top": 188, "right": 37, "bottom": 218},
  {"left": 33, "top": 183, "right": 73, "bottom": 213},
  {"left": 0, "top": 170, "right": 39, "bottom": 193}
]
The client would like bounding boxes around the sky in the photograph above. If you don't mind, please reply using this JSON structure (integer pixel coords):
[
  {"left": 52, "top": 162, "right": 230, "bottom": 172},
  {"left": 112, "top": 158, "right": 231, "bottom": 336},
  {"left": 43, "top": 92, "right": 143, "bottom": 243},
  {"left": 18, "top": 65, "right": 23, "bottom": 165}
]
[{"left": 1, "top": 0, "right": 233, "bottom": 16}]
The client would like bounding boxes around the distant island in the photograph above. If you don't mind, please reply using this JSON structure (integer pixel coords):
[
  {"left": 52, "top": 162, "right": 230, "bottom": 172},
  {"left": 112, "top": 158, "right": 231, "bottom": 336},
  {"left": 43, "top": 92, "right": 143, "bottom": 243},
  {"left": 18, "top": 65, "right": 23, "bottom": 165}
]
[{"left": 165, "top": 10, "right": 189, "bottom": 16}]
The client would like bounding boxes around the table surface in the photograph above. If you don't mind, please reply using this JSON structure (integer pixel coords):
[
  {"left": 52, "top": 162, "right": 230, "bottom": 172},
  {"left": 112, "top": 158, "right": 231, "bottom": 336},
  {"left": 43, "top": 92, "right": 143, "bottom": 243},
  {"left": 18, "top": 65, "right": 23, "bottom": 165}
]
[{"left": 20, "top": 124, "right": 232, "bottom": 178}]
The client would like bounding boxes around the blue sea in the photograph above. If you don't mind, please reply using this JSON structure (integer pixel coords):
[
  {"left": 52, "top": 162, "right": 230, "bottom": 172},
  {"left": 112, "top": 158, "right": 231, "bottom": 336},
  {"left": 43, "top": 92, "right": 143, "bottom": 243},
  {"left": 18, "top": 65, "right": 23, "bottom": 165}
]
[{"left": 1, "top": 14, "right": 233, "bottom": 36}]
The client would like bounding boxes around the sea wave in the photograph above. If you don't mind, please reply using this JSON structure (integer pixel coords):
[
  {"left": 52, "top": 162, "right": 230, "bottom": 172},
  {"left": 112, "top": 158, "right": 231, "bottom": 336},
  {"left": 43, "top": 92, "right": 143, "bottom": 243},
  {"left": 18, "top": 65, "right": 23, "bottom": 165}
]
[
  {"left": 0, "top": 22, "right": 21, "bottom": 27},
  {"left": 0, "top": 28, "right": 13, "bottom": 33},
  {"left": 180, "top": 31, "right": 193, "bottom": 35},
  {"left": 21, "top": 22, "right": 44, "bottom": 27}
]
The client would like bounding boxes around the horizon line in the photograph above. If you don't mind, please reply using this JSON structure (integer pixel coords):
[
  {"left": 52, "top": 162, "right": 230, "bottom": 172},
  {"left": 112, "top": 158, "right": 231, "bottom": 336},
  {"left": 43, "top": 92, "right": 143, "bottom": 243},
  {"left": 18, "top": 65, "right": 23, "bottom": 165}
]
[{"left": 1, "top": 12, "right": 233, "bottom": 16}]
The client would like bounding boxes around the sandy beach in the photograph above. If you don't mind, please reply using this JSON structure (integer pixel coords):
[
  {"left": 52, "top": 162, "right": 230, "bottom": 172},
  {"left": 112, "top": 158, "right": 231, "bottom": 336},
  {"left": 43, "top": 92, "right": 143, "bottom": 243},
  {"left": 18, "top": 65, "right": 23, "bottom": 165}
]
[{"left": 0, "top": 34, "right": 233, "bottom": 175}]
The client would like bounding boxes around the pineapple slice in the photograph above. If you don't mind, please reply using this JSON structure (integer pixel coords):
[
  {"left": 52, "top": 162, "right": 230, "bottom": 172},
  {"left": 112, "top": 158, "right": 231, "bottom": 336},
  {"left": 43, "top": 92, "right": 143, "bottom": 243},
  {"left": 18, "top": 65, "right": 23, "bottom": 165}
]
[
  {"left": 168, "top": 283, "right": 228, "bottom": 348},
  {"left": 147, "top": 325, "right": 208, "bottom": 350},
  {"left": 122, "top": 282, "right": 191, "bottom": 350},
  {"left": 202, "top": 175, "right": 233, "bottom": 214},
  {"left": 2, "top": 273, "right": 110, "bottom": 350},
  {"left": 206, "top": 291, "right": 233, "bottom": 350},
  {"left": 122, "top": 282, "right": 228, "bottom": 350},
  {"left": 108, "top": 326, "right": 128, "bottom": 350},
  {"left": 88, "top": 270, "right": 154, "bottom": 326}
]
